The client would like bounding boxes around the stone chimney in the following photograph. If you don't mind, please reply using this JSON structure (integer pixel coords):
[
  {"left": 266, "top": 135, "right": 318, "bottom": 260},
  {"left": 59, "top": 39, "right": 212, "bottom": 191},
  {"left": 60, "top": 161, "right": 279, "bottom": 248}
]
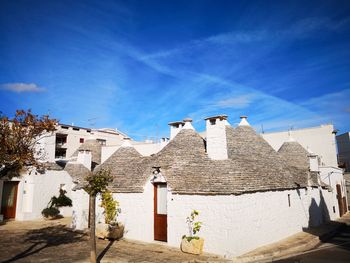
[
  {"left": 168, "top": 121, "right": 185, "bottom": 140},
  {"left": 205, "top": 115, "right": 229, "bottom": 160},
  {"left": 77, "top": 150, "right": 92, "bottom": 170},
  {"left": 121, "top": 137, "right": 132, "bottom": 147},
  {"left": 182, "top": 118, "right": 195, "bottom": 130},
  {"left": 308, "top": 151, "right": 319, "bottom": 172}
]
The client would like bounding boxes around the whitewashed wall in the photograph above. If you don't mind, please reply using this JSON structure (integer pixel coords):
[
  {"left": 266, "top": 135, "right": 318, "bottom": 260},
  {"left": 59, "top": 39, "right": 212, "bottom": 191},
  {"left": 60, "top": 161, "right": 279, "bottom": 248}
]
[
  {"left": 111, "top": 180, "right": 154, "bottom": 241},
  {"left": 72, "top": 179, "right": 154, "bottom": 242},
  {"left": 71, "top": 188, "right": 90, "bottom": 229},
  {"left": 70, "top": 183, "right": 338, "bottom": 258},
  {"left": 15, "top": 170, "right": 74, "bottom": 220},
  {"left": 168, "top": 188, "right": 335, "bottom": 258},
  {"left": 320, "top": 166, "right": 347, "bottom": 217}
]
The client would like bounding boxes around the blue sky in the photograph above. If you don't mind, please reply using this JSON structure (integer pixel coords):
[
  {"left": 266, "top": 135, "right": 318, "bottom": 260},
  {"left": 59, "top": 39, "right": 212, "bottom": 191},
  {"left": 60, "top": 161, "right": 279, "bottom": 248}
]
[{"left": 1, "top": 0, "right": 350, "bottom": 140}]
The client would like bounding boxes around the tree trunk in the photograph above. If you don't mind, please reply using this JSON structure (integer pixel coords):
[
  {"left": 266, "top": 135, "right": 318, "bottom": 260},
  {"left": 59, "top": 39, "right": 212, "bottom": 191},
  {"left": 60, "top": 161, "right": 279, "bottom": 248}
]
[{"left": 89, "top": 194, "right": 96, "bottom": 263}]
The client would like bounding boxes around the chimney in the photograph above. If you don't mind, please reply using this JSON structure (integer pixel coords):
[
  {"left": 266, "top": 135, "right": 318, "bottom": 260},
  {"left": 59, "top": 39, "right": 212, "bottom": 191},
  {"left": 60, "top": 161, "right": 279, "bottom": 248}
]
[
  {"left": 205, "top": 115, "right": 229, "bottom": 160},
  {"left": 238, "top": 115, "right": 250, "bottom": 126},
  {"left": 168, "top": 121, "right": 185, "bottom": 140},
  {"left": 77, "top": 150, "right": 92, "bottom": 170},
  {"left": 308, "top": 150, "right": 319, "bottom": 172},
  {"left": 182, "top": 118, "right": 194, "bottom": 130},
  {"left": 121, "top": 137, "right": 132, "bottom": 147}
]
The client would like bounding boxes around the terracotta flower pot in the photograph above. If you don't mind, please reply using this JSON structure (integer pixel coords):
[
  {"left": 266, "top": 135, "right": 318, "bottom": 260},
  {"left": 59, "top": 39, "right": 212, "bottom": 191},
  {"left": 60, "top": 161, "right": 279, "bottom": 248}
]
[
  {"left": 96, "top": 222, "right": 124, "bottom": 240},
  {"left": 181, "top": 237, "right": 204, "bottom": 255}
]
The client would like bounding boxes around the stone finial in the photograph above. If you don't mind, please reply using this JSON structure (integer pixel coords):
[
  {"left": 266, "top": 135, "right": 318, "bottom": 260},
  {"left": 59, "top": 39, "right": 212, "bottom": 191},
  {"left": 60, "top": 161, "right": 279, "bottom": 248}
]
[
  {"left": 121, "top": 137, "right": 132, "bottom": 147},
  {"left": 182, "top": 118, "right": 194, "bottom": 130},
  {"left": 238, "top": 116, "right": 250, "bottom": 126}
]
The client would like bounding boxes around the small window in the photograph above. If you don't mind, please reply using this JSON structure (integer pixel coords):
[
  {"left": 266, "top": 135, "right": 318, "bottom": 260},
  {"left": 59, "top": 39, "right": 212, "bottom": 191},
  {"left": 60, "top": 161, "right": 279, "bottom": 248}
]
[
  {"left": 61, "top": 126, "right": 69, "bottom": 129},
  {"left": 288, "top": 194, "right": 291, "bottom": 207},
  {"left": 210, "top": 119, "right": 216, "bottom": 125},
  {"left": 80, "top": 138, "right": 84, "bottom": 143},
  {"left": 97, "top": 139, "right": 106, "bottom": 146},
  {"left": 87, "top": 129, "right": 91, "bottom": 133},
  {"left": 73, "top": 127, "right": 80, "bottom": 131}
]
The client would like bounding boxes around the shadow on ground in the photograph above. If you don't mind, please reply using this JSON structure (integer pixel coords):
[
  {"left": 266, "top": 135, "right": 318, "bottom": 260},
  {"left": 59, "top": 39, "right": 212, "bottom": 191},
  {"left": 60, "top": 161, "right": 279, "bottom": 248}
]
[{"left": 1, "top": 224, "right": 85, "bottom": 263}]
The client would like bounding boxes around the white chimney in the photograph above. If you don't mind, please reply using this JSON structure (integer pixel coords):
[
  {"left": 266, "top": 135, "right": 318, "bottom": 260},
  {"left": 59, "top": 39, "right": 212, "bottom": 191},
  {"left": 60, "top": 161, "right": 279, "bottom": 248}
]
[
  {"left": 182, "top": 118, "right": 194, "bottom": 130},
  {"left": 168, "top": 121, "right": 185, "bottom": 140},
  {"left": 205, "top": 115, "right": 229, "bottom": 160},
  {"left": 121, "top": 137, "right": 132, "bottom": 147},
  {"left": 308, "top": 151, "right": 319, "bottom": 172},
  {"left": 77, "top": 150, "right": 92, "bottom": 170},
  {"left": 238, "top": 115, "right": 250, "bottom": 126}
]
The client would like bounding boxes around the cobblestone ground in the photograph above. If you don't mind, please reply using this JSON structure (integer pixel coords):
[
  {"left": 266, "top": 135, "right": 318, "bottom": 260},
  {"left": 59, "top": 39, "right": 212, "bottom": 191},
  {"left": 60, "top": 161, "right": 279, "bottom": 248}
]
[{"left": 0, "top": 218, "right": 228, "bottom": 263}]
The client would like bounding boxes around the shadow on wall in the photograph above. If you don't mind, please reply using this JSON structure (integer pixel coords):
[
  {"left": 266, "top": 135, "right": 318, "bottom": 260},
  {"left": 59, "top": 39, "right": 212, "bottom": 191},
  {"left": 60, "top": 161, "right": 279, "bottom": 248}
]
[
  {"left": 307, "top": 190, "right": 330, "bottom": 228},
  {"left": 302, "top": 189, "right": 336, "bottom": 237}
]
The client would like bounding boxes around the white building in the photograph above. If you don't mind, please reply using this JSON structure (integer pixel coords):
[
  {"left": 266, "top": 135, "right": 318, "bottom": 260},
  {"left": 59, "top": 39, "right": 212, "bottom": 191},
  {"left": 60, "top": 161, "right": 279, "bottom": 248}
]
[
  {"left": 69, "top": 115, "right": 347, "bottom": 259},
  {"left": 337, "top": 132, "right": 350, "bottom": 172},
  {"left": 0, "top": 123, "right": 129, "bottom": 221}
]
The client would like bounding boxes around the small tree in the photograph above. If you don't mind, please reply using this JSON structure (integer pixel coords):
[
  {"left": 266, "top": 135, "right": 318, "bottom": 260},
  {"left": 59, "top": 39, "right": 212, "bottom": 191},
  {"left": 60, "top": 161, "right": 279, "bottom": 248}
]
[
  {"left": 101, "top": 190, "right": 119, "bottom": 225},
  {"left": 183, "top": 210, "right": 203, "bottom": 241},
  {"left": 84, "top": 169, "right": 113, "bottom": 263},
  {"left": 0, "top": 109, "right": 57, "bottom": 178}
]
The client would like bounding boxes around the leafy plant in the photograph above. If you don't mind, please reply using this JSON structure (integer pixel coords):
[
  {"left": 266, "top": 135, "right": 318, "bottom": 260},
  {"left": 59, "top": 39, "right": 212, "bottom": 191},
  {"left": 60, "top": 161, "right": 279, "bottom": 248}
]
[
  {"left": 183, "top": 210, "right": 203, "bottom": 241},
  {"left": 100, "top": 190, "right": 119, "bottom": 225},
  {"left": 41, "top": 207, "right": 60, "bottom": 218}
]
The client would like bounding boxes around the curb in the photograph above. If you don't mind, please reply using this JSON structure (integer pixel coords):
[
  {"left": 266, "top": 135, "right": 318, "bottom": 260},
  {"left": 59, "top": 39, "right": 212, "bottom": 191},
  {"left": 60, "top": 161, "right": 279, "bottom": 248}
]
[{"left": 233, "top": 221, "right": 347, "bottom": 263}]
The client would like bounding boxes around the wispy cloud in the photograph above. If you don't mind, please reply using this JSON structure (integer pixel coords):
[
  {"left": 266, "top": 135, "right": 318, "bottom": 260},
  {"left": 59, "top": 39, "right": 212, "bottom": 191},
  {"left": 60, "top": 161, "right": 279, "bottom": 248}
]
[
  {"left": 0, "top": 83, "right": 46, "bottom": 93},
  {"left": 215, "top": 94, "right": 255, "bottom": 109}
]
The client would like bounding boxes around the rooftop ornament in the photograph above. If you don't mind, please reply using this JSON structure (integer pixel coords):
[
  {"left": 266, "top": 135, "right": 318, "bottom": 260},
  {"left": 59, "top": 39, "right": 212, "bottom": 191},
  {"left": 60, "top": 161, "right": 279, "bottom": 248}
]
[{"left": 151, "top": 166, "right": 166, "bottom": 183}]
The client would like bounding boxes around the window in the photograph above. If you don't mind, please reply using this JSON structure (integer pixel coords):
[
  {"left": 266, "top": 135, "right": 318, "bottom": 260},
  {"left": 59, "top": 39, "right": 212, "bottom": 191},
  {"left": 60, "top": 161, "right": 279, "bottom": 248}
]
[
  {"left": 97, "top": 139, "right": 106, "bottom": 146},
  {"left": 55, "top": 149, "right": 67, "bottom": 159},
  {"left": 61, "top": 126, "right": 69, "bottom": 129},
  {"left": 80, "top": 138, "right": 84, "bottom": 143},
  {"left": 157, "top": 184, "right": 167, "bottom": 215},
  {"left": 73, "top": 127, "right": 80, "bottom": 131},
  {"left": 56, "top": 134, "right": 67, "bottom": 146},
  {"left": 288, "top": 194, "right": 291, "bottom": 207}
]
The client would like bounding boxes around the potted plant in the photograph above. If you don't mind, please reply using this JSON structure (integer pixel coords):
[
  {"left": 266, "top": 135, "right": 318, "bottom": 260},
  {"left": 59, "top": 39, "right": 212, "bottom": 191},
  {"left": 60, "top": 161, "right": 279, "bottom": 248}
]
[
  {"left": 41, "top": 189, "right": 72, "bottom": 219},
  {"left": 96, "top": 191, "right": 124, "bottom": 240},
  {"left": 181, "top": 210, "right": 204, "bottom": 255}
]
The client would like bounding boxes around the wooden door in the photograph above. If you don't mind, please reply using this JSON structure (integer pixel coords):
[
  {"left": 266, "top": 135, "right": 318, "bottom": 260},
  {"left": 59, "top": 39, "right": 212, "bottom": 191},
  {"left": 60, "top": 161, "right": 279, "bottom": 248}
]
[
  {"left": 154, "top": 183, "right": 167, "bottom": 242},
  {"left": 1, "top": 181, "right": 19, "bottom": 219},
  {"left": 336, "top": 184, "right": 344, "bottom": 217}
]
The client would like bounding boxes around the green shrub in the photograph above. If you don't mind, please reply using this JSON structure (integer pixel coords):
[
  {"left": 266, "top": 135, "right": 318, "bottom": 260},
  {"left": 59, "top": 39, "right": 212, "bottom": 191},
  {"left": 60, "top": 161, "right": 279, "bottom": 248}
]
[
  {"left": 42, "top": 207, "right": 60, "bottom": 218},
  {"left": 101, "top": 190, "right": 119, "bottom": 225}
]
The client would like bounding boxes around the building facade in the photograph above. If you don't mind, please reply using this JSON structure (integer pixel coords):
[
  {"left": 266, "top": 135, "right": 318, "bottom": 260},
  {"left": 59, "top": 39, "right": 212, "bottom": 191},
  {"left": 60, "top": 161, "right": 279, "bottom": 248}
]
[{"left": 69, "top": 116, "right": 347, "bottom": 258}]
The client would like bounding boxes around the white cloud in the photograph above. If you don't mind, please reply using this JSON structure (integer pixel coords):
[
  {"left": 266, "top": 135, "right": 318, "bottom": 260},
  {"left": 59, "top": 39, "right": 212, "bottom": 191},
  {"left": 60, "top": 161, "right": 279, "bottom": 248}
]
[
  {"left": 215, "top": 94, "right": 255, "bottom": 109},
  {"left": 0, "top": 83, "right": 46, "bottom": 93}
]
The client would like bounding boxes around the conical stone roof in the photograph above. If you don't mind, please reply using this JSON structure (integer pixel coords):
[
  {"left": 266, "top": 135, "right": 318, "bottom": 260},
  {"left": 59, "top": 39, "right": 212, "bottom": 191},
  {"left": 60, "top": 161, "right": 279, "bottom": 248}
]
[{"left": 96, "top": 146, "right": 150, "bottom": 192}]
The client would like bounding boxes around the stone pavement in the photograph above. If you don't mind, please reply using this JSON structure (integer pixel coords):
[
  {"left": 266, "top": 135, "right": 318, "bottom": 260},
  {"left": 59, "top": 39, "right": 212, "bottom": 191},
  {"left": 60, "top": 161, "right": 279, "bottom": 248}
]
[
  {"left": 0, "top": 217, "right": 228, "bottom": 263},
  {"left": 233, "top": 212, "right": 350, "bottom": 263}
]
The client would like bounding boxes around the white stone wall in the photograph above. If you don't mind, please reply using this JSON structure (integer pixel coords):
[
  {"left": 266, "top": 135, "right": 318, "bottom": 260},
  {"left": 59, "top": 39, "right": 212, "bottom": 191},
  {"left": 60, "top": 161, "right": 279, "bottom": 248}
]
[
  {"left": 319, "top": 166, "right": 347, "bottom": 217},
  {"left": 72, "top": 179, "right": 154, "bottom": 242},
  {"left": 262, "top": 125, "right": 338, "bottom": 167},
  {"left": 111, "top": 180, "right": 154, "bottom": 242},
  {"left": 71, "top": 188, "right": 90, "bottom": 230},
  {"left": 15, "top": 170, "right": 74, "bottom": 220},
  {"left": 168, "top": 188, "right": 336, "bottom": 258},
  {"left": 70, "top": 182, "right": 338, "bottom": 258}
]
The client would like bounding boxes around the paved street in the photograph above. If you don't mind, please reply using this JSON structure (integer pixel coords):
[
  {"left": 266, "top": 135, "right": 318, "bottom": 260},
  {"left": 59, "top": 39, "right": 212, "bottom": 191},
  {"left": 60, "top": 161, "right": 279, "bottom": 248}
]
[
  {"left": 276, "top": 225, "right": 350, "bottom": 263},
  {"left": 0, "top": 217, "right": 227, "bottom": 263}
]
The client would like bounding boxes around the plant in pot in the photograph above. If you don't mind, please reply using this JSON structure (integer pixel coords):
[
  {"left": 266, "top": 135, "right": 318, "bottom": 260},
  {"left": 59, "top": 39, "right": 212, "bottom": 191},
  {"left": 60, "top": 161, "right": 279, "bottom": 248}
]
[
  {"left": 42, "top": 189, "right": 72, "bottom": 219},
  {"left": 181, "top": 210, "right": 204, "bottom": 255},
  {"left": 96, "top": 190, "right": 124, "bottom": 240}
]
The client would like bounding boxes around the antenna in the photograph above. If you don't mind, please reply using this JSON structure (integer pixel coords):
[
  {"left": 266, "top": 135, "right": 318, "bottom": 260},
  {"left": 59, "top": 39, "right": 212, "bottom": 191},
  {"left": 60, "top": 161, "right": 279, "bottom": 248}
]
[{"left": 86, "top": 117, "right": 100, "bottom": 128}]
